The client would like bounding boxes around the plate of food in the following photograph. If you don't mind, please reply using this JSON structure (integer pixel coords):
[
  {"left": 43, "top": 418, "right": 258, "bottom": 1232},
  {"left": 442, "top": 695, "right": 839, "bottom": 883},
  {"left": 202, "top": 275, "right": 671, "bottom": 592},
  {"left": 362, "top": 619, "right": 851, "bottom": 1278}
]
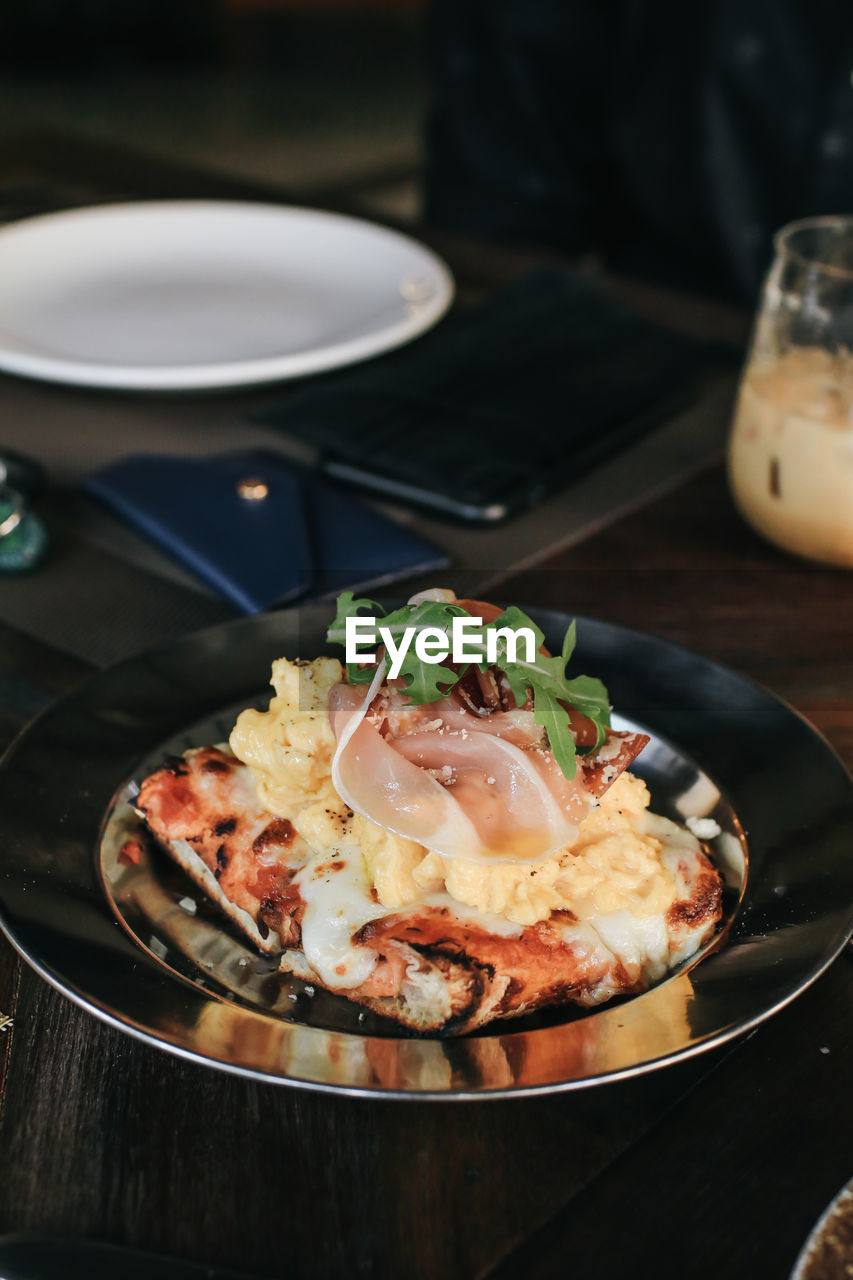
[{"left": 0, "top": 591, "right": 851, "bottom": 1098}]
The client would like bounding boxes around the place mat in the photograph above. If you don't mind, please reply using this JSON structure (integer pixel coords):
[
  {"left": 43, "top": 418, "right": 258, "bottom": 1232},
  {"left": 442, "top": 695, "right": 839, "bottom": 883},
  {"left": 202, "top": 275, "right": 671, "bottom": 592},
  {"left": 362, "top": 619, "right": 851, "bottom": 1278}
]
[
  {"left": 0, "top": 366, "right": 737, "bottom": 668},
  {"left": 260, "top": 268, "right": 725, "bottom": 522}
]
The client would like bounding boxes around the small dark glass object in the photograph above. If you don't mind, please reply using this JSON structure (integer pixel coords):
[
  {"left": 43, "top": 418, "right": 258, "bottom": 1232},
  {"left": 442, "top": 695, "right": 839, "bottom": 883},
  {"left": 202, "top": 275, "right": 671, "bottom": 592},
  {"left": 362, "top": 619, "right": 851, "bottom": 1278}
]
[{"left": 0, "top": 448, "right": 49, "bottom": 572}]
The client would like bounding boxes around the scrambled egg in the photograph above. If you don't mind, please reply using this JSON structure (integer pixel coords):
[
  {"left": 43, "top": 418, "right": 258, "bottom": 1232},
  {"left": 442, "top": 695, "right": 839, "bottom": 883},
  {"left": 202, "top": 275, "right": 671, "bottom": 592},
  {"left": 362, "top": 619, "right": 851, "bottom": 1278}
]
[{"left": 230, "top": 658, "right": 676, "bottom": 928}]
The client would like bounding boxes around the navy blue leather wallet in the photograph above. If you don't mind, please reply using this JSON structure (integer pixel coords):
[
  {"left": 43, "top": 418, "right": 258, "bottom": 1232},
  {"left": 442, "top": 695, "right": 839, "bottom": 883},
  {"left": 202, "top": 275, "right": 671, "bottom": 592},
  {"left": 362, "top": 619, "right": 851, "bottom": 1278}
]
[{"left": 85, "top": 449, "right": 449, "bottom": 614}]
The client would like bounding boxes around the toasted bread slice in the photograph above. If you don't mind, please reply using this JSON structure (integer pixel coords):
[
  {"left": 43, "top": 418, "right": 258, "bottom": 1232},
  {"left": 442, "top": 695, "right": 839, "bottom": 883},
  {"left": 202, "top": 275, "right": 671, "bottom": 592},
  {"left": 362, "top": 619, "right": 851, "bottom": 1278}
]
[
  {"left": 135, "top": 747, "right": 722, "bottom": 1035},
  {"left": 135, "top": 746, "right": 310, "bottom": 954}
]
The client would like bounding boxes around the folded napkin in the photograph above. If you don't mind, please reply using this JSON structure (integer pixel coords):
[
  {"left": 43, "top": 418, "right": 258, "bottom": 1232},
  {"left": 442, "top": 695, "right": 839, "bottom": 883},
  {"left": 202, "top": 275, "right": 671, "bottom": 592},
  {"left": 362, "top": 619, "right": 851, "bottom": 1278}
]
[
  {"left": 259, "top": 268, "right": 727, "bottom": 522},
  {"left": 85, "top": 449, "right": 448, "bottom": 614}
]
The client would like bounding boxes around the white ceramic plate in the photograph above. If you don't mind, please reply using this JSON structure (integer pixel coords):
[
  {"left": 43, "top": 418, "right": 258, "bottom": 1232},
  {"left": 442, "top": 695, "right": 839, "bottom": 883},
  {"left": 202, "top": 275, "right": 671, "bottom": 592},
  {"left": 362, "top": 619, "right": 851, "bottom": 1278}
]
[{"left": 0, "top": 201, "right": 454, "bottom": 391}]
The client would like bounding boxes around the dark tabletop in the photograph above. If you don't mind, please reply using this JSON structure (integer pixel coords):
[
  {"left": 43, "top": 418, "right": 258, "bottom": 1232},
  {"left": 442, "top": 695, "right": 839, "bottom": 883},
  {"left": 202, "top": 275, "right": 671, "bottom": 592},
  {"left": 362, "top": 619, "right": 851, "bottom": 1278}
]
[{"left": 0, "top": 133, "right": 851, "bottom": 1280}]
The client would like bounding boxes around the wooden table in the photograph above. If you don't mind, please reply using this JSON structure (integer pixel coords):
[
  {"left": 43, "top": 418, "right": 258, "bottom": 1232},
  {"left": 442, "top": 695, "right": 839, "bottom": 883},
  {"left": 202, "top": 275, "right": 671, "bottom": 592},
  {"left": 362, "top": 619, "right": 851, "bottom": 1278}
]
[{"left": 0, "top": 134, "right": 851, "bottom": 1280}]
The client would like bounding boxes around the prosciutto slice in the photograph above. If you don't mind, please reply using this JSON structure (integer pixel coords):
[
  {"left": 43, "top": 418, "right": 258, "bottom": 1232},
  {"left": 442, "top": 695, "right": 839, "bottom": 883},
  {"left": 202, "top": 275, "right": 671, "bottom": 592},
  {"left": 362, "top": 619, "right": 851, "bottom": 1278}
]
[
  {"left": 328, "top": 587, "right": 649, "bottom": 863},
  {"left": 328, "top": 666, "right": 645, "bottom": 864}
]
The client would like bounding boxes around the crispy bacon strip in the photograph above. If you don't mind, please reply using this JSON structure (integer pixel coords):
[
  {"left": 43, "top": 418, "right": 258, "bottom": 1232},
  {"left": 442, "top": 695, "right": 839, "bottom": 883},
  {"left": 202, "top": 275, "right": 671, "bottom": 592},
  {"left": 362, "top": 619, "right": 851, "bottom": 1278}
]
[{"left": 582, "top": 731, "right": 650, "bottom": 796}]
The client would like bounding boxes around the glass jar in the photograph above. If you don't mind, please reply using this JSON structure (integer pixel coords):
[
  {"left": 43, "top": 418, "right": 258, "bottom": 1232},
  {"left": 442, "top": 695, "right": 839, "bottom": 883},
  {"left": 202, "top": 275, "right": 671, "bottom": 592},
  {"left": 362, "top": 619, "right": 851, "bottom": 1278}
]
[{"left": 727, "top": 216, "right": 853, "bottom": 567}]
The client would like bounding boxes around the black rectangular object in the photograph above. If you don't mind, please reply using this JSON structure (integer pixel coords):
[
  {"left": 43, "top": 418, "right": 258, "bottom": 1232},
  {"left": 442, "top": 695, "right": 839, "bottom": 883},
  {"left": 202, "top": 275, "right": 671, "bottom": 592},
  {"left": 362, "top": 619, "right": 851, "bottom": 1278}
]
[{"left": 260, "top": 269, "right": 723, "bottom": 522}]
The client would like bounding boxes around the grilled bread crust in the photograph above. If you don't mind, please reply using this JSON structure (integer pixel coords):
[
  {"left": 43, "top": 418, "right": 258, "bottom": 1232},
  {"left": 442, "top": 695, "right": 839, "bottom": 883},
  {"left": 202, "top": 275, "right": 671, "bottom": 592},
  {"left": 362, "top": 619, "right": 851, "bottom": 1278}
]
[
  {"left": 136, "top": 747, "right": 723, "bottom": 1035},
  {"left": 136, "top": 747, "right": 306, "bottom": 953}
]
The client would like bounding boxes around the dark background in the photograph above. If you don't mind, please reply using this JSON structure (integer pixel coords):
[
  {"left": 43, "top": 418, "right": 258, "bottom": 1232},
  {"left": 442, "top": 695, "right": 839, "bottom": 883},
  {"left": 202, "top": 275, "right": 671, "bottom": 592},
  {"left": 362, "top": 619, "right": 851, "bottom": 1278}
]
[{"left": 5, "top": 0, "right": 853, "bottom": 301}]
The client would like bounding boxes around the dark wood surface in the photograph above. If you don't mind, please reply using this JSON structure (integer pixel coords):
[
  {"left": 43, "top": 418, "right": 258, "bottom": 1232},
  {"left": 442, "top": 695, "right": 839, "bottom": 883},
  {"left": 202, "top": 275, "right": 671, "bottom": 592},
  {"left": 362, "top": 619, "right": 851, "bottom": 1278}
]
[
  {"left": 501, "top": 464, "right": 853, "bottom": 766},
  {"left": 0, "top": 464, "right": 851, "bottom": 1280},
  {"left": 0, "top": 133, "right": 851, "bottom": 1280}
]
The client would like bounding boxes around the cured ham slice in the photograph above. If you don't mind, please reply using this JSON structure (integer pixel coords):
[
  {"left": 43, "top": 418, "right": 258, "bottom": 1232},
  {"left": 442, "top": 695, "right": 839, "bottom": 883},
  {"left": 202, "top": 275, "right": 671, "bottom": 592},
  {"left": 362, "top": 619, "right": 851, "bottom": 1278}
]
[{"left": 329, "top": 668, "right": 647, "bottom": 864}]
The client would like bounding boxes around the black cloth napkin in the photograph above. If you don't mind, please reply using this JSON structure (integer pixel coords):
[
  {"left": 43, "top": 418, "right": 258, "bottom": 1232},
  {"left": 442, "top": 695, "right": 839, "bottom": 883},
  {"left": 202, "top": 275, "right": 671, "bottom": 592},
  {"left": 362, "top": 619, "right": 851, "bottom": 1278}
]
[{"left": 258, "top": 268, "right": 730, "bottom": 523}]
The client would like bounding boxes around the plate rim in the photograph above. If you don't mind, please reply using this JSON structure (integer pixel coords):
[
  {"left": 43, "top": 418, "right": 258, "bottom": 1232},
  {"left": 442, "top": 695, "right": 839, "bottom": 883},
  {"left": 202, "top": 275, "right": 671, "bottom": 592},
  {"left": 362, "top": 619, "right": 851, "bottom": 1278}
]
[
  {"left": 0, "top": 198, "right": 455, "bottom": 391},
  {"left": 1, "top": 605, "right": 852, "bottom": 1100},
  {"left": 790, "top": 1174, "right": 853, "bottom": 1280}
]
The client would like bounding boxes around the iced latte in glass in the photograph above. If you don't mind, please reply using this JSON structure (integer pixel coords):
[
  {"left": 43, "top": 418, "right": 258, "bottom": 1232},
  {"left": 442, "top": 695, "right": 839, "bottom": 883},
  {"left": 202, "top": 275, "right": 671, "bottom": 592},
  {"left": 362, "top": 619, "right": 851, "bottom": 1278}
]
[{"left": 728, "top": 217, "right": 853, "bottom": 567}]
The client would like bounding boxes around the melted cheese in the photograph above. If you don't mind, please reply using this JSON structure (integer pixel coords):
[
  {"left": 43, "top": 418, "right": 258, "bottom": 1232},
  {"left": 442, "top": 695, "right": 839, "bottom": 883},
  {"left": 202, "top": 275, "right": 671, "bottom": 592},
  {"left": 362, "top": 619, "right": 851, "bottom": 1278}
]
[
  {"left": 294, "top": 847, "right": 385, "bottom": 990},
  {"left": 230, "top": 659, "right": 686, "bottom": 930}
]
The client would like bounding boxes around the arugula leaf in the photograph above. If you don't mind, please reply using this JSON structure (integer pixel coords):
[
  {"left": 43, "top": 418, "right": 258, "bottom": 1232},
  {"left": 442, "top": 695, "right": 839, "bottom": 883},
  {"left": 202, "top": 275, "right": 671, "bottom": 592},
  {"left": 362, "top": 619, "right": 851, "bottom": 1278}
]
[
  {"left": 326, "top": 591, "right": 386, "bottom": 683},
  {"left": 381, "top": 598, "right": 468, "bottom": 635},
  {"left": 532, "top": 685, "right": 578, "bottom": 780},
  {"left": 325, "top": 593, "right": 611, "bottom": 782},
  {"left": 477, "top": 606, "right": 542, "bottom": 706},
  {"left": 373, "top": 600, "right": 467, "bottom": 699},
  {"left": 561, "top": 675, "right": 610, "bottom": 750},
  {"left": 488, "top": 606, "right": 546, "bottom": 653},
  {"left": 561, "top": 620, "right": 577, "bottom": 668},
  {"left": 326, "top": 591, "right": 383, "bottom": 647},
  {"left": 397, "top": 656, "right": 459, "bottom": 702},
  {"left": 327, "top": 592, "right": 467, "bottom": 692}
]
